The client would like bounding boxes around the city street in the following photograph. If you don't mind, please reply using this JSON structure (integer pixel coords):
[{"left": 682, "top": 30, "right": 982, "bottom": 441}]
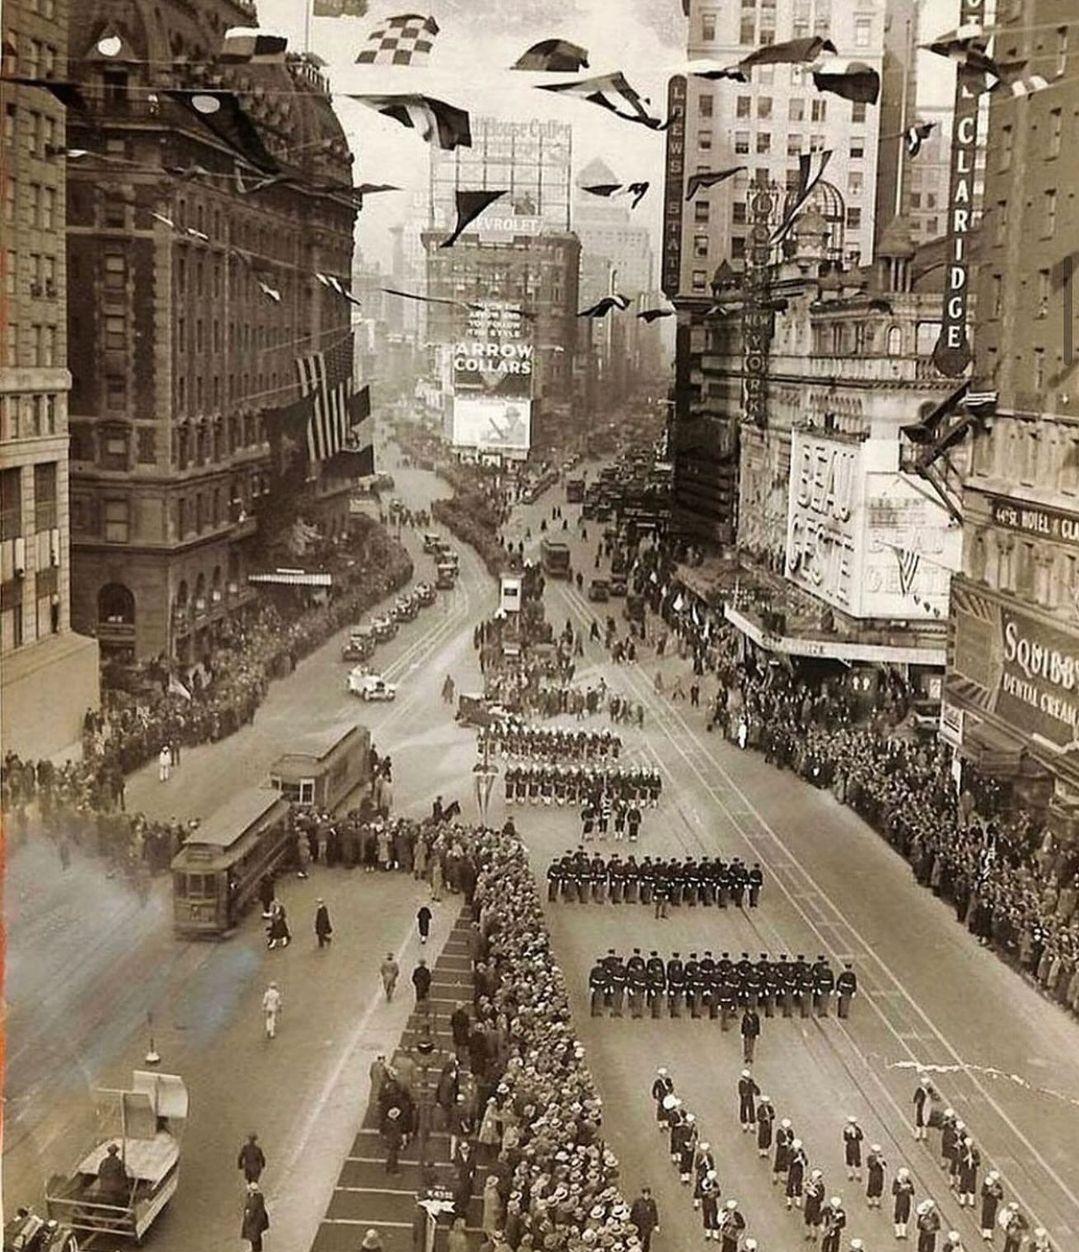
[{"left": 5, "top": 465, "right": 1079, "bottom": 1252}]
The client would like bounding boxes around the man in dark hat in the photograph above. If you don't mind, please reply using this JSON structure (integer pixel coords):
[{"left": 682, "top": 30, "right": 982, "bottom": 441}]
[
  {"left": 241, "top": 1181, "right": 270, "bottom": 1252},
  {"left": 630, "top": 1186, "right": 660, "bottom": 1251},
  {"left": 97, "top": 1143, "right": 129, "bottom": 1203},
  {"left": 314, "top": 899, "right": 333, "bottom": 948},
  {"left": 836, "top": 962, "right": 858, "bottom": 1018},
  {"left": 237, "top": 1132, "right": 266, "bottom": 1184}
]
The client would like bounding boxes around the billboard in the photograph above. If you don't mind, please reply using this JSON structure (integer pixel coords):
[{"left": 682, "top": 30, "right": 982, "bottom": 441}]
[
  {"left": 453, "top": 395, "right": 532, "bottom": 452},
  {"left": 452, "top": 301, "right": 534, "bottom": 400},
  {"left": 785, "top": 430, "right": 959, "bottom": 620}
]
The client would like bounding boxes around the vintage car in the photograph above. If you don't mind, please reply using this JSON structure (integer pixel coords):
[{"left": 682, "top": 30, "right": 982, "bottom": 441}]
[
  {"left": 348, "top": 670, "right": 397, "bottom": 701},
  {"left": 413, "top": 581, "right": 437, "bottom": 606},
  {"left": 371, "top": 615, "right": 398, "bottom": 641}
]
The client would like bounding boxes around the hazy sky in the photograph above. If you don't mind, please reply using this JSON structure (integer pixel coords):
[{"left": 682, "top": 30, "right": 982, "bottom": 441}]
[{"left": 258, "top": 0, "right": 962, "bottom": 268}]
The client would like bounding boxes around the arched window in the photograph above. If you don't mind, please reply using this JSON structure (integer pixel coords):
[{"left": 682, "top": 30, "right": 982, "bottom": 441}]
[
  {"left": 886, "top": 325, "right": 903, "bottom": 356},
  {"left": 98, "top": 582, "right": 135, "bottom": 625}
]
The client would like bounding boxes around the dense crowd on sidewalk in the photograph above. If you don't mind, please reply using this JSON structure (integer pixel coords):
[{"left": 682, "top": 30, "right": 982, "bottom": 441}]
[
  {"left": 635, "top": 551, "right": 1079, "bottom": 1019},
  {"left": 1, "top": 527, "right": 414, "bottom": 875}
]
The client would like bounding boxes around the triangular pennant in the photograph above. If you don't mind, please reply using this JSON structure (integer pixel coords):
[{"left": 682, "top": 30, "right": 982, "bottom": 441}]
[
  {"left": 513, "top": 39, "right": 589, "bottom": 72},
  {"left": 538, "top": 72, "right": 667, "bottom": 130},
  {"left": 770, "top": 149, "right": 832, "bottom": 245},
  {"left": 164, "top": 89, "right": 278, "bottom": 172},
  {"left": 347, "top": 94, "right": 471, "bottom": 150},
  {"left": 810, "top": 59, "right": 880, "bottom": 105},
  {"left": 219, "top": 27, "right": 288, "bottom": 64},
  {"left": 440, "top": 188, "right": 507, "bottom": 248},
  {"left": 685, "top": 166, "right": 746, "bottom": 201},
  {"left": 0, "top": 77, "right": 89, "bottom": 113}
]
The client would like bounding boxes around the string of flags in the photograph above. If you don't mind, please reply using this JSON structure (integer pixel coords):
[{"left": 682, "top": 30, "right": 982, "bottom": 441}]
[
  {"left": 578, "top": 294, "right": 631, "bottom": 319},
  {"left": 346, "top": 93, "right": 471, "bottom": 150},
  {"left": 770, "top": 149, "right": 833, "bottom": 247},
  {"left": 685, "top": 167, "right": 746, "bottom": 202},
  {"left": 882, "top": 1059, "right": 1079, "bottom": 1112},
  {"left": 580, "top": 181, "right": 650, "bottom": 209},
  {"left": 537, "top": 72, "right": 668, "bottom": 131},
  {"left": 512, "top": 40, "right": 590, "bottom": 73},
  {"left": 440, "top": 189, "right": 507, "bottom": 248},
  {"left": 687, "top": 35, "right": 836, "bottom": 82}
]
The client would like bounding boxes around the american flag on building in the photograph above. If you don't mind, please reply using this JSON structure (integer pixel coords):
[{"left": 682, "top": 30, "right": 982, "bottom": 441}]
[{"left": 295, "top": 335, "right": 355, "bottom": 463}]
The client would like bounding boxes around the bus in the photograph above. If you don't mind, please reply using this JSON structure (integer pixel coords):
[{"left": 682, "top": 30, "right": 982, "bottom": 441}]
[
  {"left": 540, "top": 538, "right": 571, "bottom": 578},
  {"left": 566, "top": 477, "right": 585, "bottom": 503}
]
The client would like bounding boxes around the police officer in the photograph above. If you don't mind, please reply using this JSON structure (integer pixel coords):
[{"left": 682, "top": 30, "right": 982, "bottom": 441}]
[
  {"left": 624, "top": 854, "right": 640, "bottom": 903},
  {"left": 653, "top": 864, "right": 670, "bottom": 919},
  {"left": 837, "top": 963, "right": 858, "bottom": 1018},
  {"left": 547, "top": 854, "right": 565, "bottom": 902},
  {"left": 759, "top": 954, "right": 777, "bottom": 1018},
  {"left": 608, "top": 951, "right": 627, "bottom": 1017},
  {"left": 813, "top": 955, "right": 836, "bottom": 1016},
  {"left": 647, "top": 950, "right": 667, "bottom": 1019},
  {"left": 718, "top": 973, "right": 738, "bottom": 1032},
  {"left": 627, "top": 948, "right": 648, "bottom": 1019},
  {"left": 748, "top": 861, "right": 764, "bottom": 907},
  {"left": 639, "top": 856, "right": 654, "bottom": 906},
  {"left": 793, "top": 955, "right": 812, "bottom": 1019},
  {"left": 667, "top": 952, "right": 686, "bottom": 1018},
  {"left": 608, "top": 854, "right": 625, "bottom": 905},
  {"left": 589, "top": 957, "right": 608, "bottom": 1017}
]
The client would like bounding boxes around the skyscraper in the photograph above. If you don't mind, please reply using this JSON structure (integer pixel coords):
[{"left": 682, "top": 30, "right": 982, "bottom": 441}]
[{"left": 1, "top": 0, "right": 100, "bottom": 758}]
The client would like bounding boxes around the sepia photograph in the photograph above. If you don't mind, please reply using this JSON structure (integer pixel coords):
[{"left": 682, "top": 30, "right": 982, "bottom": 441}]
[{"left": 1, "top": 0, "right": 1077, "bottom": 1250}]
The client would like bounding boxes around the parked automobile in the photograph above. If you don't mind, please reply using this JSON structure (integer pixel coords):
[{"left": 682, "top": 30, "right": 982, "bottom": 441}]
[
  {"left": 348, "top": 670, "right": 397, "bottom": 701},
  {"left": 588, "top": 578, "right": 610, "bottom": 602},
  {"left": 342, "top": 635, "right": 375, "bottom": 662},
  {"left": 422, "top": 532, "right": 443, "bottom": 554},
  {"left": 435, "top": 564, "right": 457, "bottom": 590},
  {"left": 371, "top": 615, "right": 398, "bottom": 641},
  {"left": 609, "top": 575, "right": 627, "bottom": 597},
  {"left": 393, "top": 596, "right": 419, "bottom": 622},
  {"left": 414, "top": 581, "right": 437, "bottom": 606}
]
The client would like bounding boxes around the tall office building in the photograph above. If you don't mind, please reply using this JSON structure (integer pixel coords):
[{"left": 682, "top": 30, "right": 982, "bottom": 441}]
[
  {"left": 873, "top": 0, "right": 917, "bottom": 252},
  {"left": 1, "top": 0, "right": 100, "bottom": 758},
  {"left": 944, "top": 5, "right": 1079, "bottom": 820},
  {"left": 64, "top": 0, "right": 357, "bottom": 666},
  {"left": 673, "top": 0, "right": 891, "bottom": 296},
  {"left": 429, "top": 116, "right": 572, "bottom": 233}
]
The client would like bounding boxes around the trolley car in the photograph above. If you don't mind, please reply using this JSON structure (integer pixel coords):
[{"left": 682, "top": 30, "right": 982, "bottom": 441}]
[
  {"left": 269, "top": 721, "right": 370, "bottom": 810},
  {"left": 170, "top": 788, "right": 291, "bottom": 938}
]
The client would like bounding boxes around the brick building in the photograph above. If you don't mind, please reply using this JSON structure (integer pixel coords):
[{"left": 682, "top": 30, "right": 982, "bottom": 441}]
[
  {"left": 64, "top": 0, "right": 357, "bottom": 665},
  {"left": 1, "top": 0, "right": 100, "bottom": 758},
  {"left": 944, "top": 4, "right": 1079, "bottom": 819}
]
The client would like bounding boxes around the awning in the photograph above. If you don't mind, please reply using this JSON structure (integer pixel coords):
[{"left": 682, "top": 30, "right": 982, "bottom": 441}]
[
  {"left": 959, "top": 720, "right": 1023, "bottom": 776},
  {"left": 724, "top": 605, "right": 946, "bottom": 667},
  {"left": 248, "top": 570, "right": 333, "bottom": 588}
]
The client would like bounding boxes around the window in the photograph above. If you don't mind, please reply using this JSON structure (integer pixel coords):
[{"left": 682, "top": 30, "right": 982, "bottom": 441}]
[
  {"left": 911, "top": 192, "right": 922, "bottom": 209},
  {"left": 849, "top": 172, "right": 863, "bottom": 197},
  {"left": 102, "top": 69, "right": 129, "bottom": 106},
  {"left": 732, "top": 236, "right": 747, "bottom": 259},
  {"left": 757, "top": 96, "right": 772, "bottom": 119},
  {"left": 734, "top": 131, "right": 750, "bottom": 154},
  {"left": 733, "top": 201, "right": 747, "bottom": 225},
  {"left": 41, "top": 186, "right": 55, "bottom": 230},
  {"left": 854, "top": 17, "right": 871, "bottom": 48},
  {"left": 1057, "top": 25, "right": 1069, "bottom": 77},
  {"left": 739, "top": 17, "right": 755, "bottom": 43},
  {"left": 1043, "top": 189, "right": 1057, "bottom": 238},
  {"left": 42, "top": 324, "right": 55, "bottom": 366},
  {"left": 758, "top": 64, "right": 774, "bottom": 84},
  {"left": 787, "top": 134, "right": 803, "bottom": 157},
  {"left": 926, "top": 193, "right": 936, "bottom": 209},
  {"left": 1048, "top": 109, "right": 1063, "bottom": 158},
  {"left": 846, "top": 207, "right": 862, "bottom": 230},
  {"left": 1038, "top": 268, "right": 1051, "bottom": 313},
  {"left": 850, "top": 138, "right": 864, "bottom": 159},
  {"left": 736, "top": 96, "right": 751, "bottom": 119},
  {"left": 0, "top": 468, "right": 22, "bottom": 539},
  {"left": 105, "top": 375, "right": 126, "bottom": 408},
  {"left": 102, "top": 432, "right": 128, "bottom": 470},
  {"left": 793, "top": 15, "right": 809, "bottom": 37},
  {"left": 789, "top": 98, "right": 805, "bottom": 122},
  {"left": 995, "top": 199, "right": 1008, "bottom": 245},
  {"left": 103, "top": 499, "right": 130, "bottom": 543},
  {"left": 104, "top": 253, "right": 126, "bottom": 291},
  {"left": 991, "top": 274, "right": 1003, "bottom": 318},
  {"left": 694, "top": 200, "right": 710, "bottom": 223},
  {"left": 694, "top": 234, "right": 709, "bottom": 259},
  {"left": 699, "top": 92, "right": 714, "bottom": 119},
  {"left": 702, "top": 12, "right": 717, "bottom": 41},
  {"left": 34, "top": 463, "right": 57, "bottom": 531},
  {"left": 756, "top": 132, "right": 771, "bottom": 154},
  {"left": 926, "top": 217, "right": 938, "bottom": 236},
  {"left": 104, "top": 198, "right": 125, "bottom": 228},
  {"left": 104, "top": 315, "right": 125, "bottom": 351},
  {"left": 698, "top": 129, "right": 713, "bottom": 151},
  {"left": 811, "top": 99, "right": 826, "bottom": 123},
  {"left": 1034, "top": 348, "right": 1046, "bottom": 393},
  {"left": 999, "top": 124, "right": 1013, "bottom": 170},
  {"left": 852, "top": 102, "right": 867, "bottom": 125},
  {"left": 691, "top": 269, "right": 708, "bottom": 292}
]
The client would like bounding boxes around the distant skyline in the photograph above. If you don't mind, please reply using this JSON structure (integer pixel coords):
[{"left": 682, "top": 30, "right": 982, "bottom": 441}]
[{"left": 259, "top": 0, "right": 963, "bottom": 268}]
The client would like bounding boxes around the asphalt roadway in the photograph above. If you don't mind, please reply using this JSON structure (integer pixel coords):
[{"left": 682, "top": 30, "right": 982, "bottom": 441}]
[{"left": 5, "top": 458, "right": 1079, "bottom": 1252}]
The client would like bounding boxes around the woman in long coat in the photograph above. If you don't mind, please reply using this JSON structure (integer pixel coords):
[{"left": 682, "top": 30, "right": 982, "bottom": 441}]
[
  {"left": 241, "top": 1182, "right": 269, "bottom": 1252},
  {"left": 481, "top": 1173, "right": 504, "bottom": 1234}
]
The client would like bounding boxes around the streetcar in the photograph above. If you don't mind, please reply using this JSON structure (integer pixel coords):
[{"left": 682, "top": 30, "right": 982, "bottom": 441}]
[
  {"left": 540, "top": 538, "right": 571, "bottom": 578},
  {"left": 44, "top": 1071, "right": 188, "bottom": 1245},
  {"left": 566, "top": 477, "right": 585, "bottom": 503},
  {"left": 170, "top": 788, "right": 292, "bottom": 938},
  {"left": 269, "top": 722, "right": 371, "bottom": 810}
]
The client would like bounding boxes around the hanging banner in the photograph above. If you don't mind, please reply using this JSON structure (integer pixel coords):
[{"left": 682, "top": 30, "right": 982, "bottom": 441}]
[
  {"left": 742, "top": 181, "right": 776, "bottom": 428},
  {"left": 931, "top": 0, "right": 987, "bottom": 377}
]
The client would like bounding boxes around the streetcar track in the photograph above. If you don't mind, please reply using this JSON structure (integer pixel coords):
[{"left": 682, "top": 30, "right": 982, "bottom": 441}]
[{"left": 549, "top": 574, "right": 1075, "bottom": 1237}]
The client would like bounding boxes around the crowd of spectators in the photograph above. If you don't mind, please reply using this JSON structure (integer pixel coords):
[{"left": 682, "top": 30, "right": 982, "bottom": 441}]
[
  {"left": 643, "top": 567, "right": 1079, "bottom": 1019},
  {"left": 2, "top": 526, "right": 414, "bottom": 876}
]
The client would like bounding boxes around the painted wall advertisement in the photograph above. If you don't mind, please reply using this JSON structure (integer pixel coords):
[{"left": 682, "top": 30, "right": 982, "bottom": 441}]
[
  {"left": 451, "top": 300, "right": 533, "bottom": 453},
  {"left": 784, "top": 430, "right": 959, "bottom": 619},
  {"left": 949, "top": 582, "right": 1079, "bottom": 753}
]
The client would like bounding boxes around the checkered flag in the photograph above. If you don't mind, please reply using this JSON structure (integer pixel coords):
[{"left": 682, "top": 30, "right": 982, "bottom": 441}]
[{"left": 355, "top": 13, "right": 439, "bottom": 65}]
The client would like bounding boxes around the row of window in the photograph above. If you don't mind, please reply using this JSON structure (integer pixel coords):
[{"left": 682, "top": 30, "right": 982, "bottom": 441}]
[
  {"left": 727, "top": 132, "right": 865, "bottom": 160},
  {"left": 992, "top": 190, "right": 1058, "bottom": 245},
  {"left": 71, "top": 475, "right": 266, "bottom": 546},
  {"left": 2, "top": 31, "right": 58, "bottom": 81},
  {"left": 0, "top": 393, "right": 59, "bottom": 443},
  {"left": 2, "top": 321, "right": 59, "bottom": 367},
  {"left": 3, "top": 103, "right": 60, "bottom": 161},
  {"left": 0, "top": 463, "right": 59, "bottom": 541},
  {"left": 5, "top": 248, "right": 58, "bottom": 296},
  {"left": 3, "top": 178, "right": 59, "bottom": 230},
  {"left": 701, "top": 6, "right": 872, "bottom": 48},
  {"left": 997, "top": 109, "right": 1064, "bottom": 170},
  {"left": 1, "top": 592, "right": 62, "bottom": 655}
]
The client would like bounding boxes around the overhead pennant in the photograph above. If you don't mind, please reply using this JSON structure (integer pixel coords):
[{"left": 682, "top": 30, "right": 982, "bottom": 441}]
[
  {"left": 811, "top": 59, "right": 880, "bottom": 105},
  {"left": 355, "top": 13, "right": 439, "bottom": 65},
  {"left": 167, "top": 162, "right": 215, "bottom": 183},
  {"left": 770, "top": 148, "right": 833, "bottom": 246},
  {"left": 219, "top": 27, "right": 288, "bottom": 64},
  {"left": 923, "top": 23, "right": 987, "bottom": 61},
  {"left": 538, "top": 72, "right": 667, "bottom": 130},
  {"left": 685, "top": 59, "right": 748, "bottom": 83},
  {"left": 313, "top": 0, "right": 369, "bottom": 13},
  {"left": 258, "top": 280, "right": 282, "bottom": 303},
  {"left": 440, "top": 188, "right": 508, "bottom": 248},
  {"left": 578, "top": 294, "right": 630, "bottom": 318},
  {"left": 582, "top": 183, "right": 621, "bottom": 197},
  {"left": 742, "top": 35, "right": 836, "bottom": 70},
  {"left": 513, "top": 39, "right": 590, "bottom": 72},
  {"left": 381, "top": 285, "right": 469, "bottom": 309},
  {"left": 0, "top": 77, "right": 90, "bottom": 114},
  {"left": 347, "top": 94, "right": 471, "bottom": 150},
  {"left": 685, "top": 166, "right": 746, "bottom": 202},
  {"left": 993, "top": 71, "right": 1051, "bottom": 98},
  {"left": 638, "top": 308, "right": 674, "bottom": 323},
  {"left": 325, "top": 274, "right": 364, "bottom": 308},
  {"left": 905, "top": 120, "right": 935, "bottom": 157},
  {"left": 234, "top": 163, "right": 287, "bottom": 195},
  {"left": 626, "top": 181, "right": 650, "bottom": 208},
  {"left": 354, "top": 182, "right": 400, "bottom": 196},
  {"left": 164, "top": 89, "right": 279, "bottom": 173},
  {"left": 151, "top": 211, "right": 176, "bottom": 229}
]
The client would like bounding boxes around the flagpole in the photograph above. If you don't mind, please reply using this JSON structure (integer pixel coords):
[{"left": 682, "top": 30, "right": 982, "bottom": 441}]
[
  {"left": 894, "top": 15, "right": 911, "bottom": 220},
  {"left": 304, "top": 0, "right": 313, "bottom": 56}
]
